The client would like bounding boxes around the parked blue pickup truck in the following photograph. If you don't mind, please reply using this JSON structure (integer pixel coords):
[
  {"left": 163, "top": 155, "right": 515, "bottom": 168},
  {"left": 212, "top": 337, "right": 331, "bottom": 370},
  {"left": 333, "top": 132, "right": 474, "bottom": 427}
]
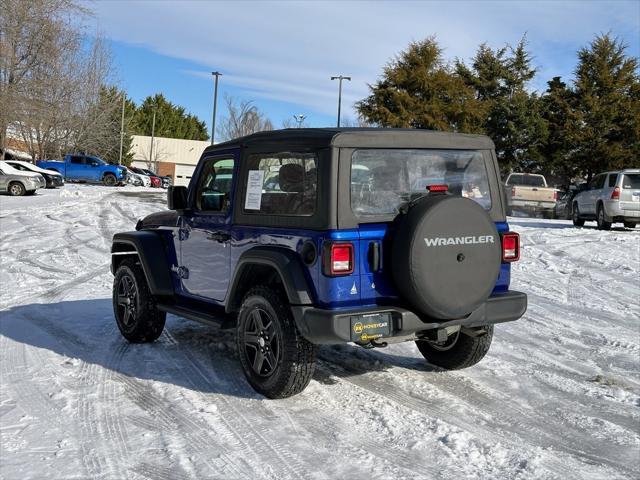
[{"left": 38, "top": 154, "right": 127, "bottom": 186}]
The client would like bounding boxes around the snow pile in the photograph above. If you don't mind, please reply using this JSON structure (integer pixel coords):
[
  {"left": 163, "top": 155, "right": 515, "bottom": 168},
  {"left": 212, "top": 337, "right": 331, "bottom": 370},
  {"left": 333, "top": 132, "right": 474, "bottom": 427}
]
[{"left": 0, "top": 186, "right": 638, "bottom": 479}]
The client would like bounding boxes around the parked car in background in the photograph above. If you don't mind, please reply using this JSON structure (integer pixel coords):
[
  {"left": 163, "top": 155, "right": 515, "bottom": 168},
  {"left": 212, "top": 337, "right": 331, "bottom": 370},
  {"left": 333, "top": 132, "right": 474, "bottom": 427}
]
[
  {"left": 505, "top": 173, "right": 558, "bottom": 218},
  {"left": 572, "top": 169, "right": 640, "bottom": 230},
  {"left": 124, "top": 167, "right": 149, "bottom": 187},
  {"left": 37, "top": 154, "right": 127, "bottom": 186},
  {"left": 554, "top": 183, "right": 587, "bottom": 219},
  {"left": 4, "top": 160, "right": 64, "bottom": 188},
  {"left": 129, "top": 167, "right": 161, "bottom": 188},
  {"left": 139, "top": 168, "right": 166, "bottom": 188},
  {"left": 0, "top": 160, "right": 46, "bottom": 196}
]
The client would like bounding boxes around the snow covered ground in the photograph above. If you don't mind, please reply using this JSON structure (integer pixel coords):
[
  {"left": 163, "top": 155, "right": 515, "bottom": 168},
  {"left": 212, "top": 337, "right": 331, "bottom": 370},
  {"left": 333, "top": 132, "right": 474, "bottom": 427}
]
[{"left": 0, "top": 185, "right": 638, "bottom": 480}]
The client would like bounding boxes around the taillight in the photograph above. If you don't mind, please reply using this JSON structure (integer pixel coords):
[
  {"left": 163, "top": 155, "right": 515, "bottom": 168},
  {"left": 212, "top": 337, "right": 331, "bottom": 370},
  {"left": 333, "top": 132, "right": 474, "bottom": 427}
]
[
  {"left": 323, "top": 242, "right": 354, "bottom": 275},
  {"left": 501, "top": 232, "right": 520, "bottom": 262},
  {"left": 553, "top": 190, "right": 558, "bottom": 201},
  {"left": 511, "top": 187, "right": 516, "bottom": 197},
  {"left": 611, "top": 187, "right": 620, "bottom": 200},
  {"left": 427, "top": 184, "right": 448, "bottom": 193}
]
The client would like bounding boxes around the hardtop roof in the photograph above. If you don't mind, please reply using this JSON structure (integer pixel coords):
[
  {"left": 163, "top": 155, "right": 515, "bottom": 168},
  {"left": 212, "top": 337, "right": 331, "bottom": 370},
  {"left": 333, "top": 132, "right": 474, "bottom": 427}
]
[{"left": 204, "top": 128, "right": 494, "bottom": 154}]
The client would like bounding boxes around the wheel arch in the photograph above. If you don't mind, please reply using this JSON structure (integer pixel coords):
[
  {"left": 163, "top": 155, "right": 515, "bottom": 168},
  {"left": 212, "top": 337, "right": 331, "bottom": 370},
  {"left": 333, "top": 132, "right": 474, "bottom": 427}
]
[
  {"left": 226, "top": 247, "right": 314, "bottom": 314},
  {"left": 111, "top": 231, "right": 174, "bottom": 296}
]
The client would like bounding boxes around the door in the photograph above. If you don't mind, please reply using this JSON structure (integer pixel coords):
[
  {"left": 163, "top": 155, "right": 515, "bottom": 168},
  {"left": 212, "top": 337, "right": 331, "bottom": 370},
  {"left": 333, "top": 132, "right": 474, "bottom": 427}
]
[
  {"left": 86, "top": 157, "right": 103, "bottom": 182},
  {"left": 67, "top": 155, "right": 88, "bottom": 180},
  {"left": 0, "top": 168, "right": 8, "bottom": 192},
  {"left": 179, "top": 156, "right": 236, "bottom": 301},
  {"left": 582, "top": 174, "right": 606, "bottom": 214}
]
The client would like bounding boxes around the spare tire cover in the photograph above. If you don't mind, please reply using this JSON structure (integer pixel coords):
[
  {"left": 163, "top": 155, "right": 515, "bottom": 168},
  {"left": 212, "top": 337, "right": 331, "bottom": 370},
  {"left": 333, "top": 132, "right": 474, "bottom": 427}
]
[{"left": 391, "top": 195, "right": 501, "bottom": 320}]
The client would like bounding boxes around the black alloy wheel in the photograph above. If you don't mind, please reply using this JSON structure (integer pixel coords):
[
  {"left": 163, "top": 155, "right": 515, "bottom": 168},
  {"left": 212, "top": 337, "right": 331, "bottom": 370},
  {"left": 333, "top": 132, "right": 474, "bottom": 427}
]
[
  {"left": 116, "top": 274, "right": 138, "bottom": 331},
  {"left": 242, "top": 308, "right": 281, "bottom": 377},
  {"left": 103, "top": 173, "right": 117, "bottom": 186}
]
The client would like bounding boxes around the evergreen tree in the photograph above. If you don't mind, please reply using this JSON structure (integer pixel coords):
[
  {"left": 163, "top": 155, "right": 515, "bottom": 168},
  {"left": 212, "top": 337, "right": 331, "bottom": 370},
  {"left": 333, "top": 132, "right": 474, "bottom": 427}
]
[
  {"left": 571, "top": 34, "right": 639, "bottom": 180},
  {"left": 539, "top": 77, "right": 580, "bottom": 187},
  {"left": 133, "top": 94, "right": 209, "bottom": 141},
  {"left": 456, "top": 37, "right": 547, "bottom": 175},
  {"left": 356, "top": 38, "right": 486, "bottom": 133}
]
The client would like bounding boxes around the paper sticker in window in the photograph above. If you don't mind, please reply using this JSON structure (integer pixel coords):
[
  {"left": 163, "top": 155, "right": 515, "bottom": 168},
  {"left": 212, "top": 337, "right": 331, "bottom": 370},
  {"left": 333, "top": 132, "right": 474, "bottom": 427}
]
[{"left": 245, "top": 170, "right": 265, "bottom": 210}]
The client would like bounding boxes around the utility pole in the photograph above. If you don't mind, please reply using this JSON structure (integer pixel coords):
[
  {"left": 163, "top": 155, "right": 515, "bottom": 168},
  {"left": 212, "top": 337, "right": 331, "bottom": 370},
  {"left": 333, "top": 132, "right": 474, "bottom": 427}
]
[
  {"left": 330, "top": 75, "right": 351, "bottom": 127},
  {"left": 150, "top": 107, "right": 156, "bottom": 172},
  {"left": 118, "top": 92, "right": 126, "bottom": 165},
  {"left": 293, "top": 114, "right": 306, "bottom": 128},
  {"left": 211, "top": 71, "right": 222, "bottom": 145}
]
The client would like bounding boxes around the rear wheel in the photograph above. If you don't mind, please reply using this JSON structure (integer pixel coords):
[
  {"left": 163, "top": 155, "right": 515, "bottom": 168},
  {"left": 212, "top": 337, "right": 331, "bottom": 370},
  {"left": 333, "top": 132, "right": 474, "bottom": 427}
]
[
  {"left": 624, "top": 222, "right": 637, "bottom": 229},
  {"left": 416, "top": 325, "right": 493, "bottom": 370},
  {"left": 112, "top": 258, "right": 165, "bottom": 342},
  {"left": 236, "top": 286, "right": 317, "bottom": 398},
  {"left": 596, "top": 204, "right": 611, "bottom": 230},
  {"left": 103, "top": 173, "right": 117, "bottom": 186},
  {"left": 572, "top": 203, "right": 585, "bottom": 227},
  {"left": 8, "top": 182, "right": 25, "bottom": 196}
]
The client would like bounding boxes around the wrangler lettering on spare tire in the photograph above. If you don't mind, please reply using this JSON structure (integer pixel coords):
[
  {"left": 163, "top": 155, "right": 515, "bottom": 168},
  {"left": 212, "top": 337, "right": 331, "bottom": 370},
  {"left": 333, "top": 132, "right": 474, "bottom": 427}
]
[
  {"left": 391, "top": 195, "right": 501, "bottom": 320},
  {"left": 424, "top": 235, "right": 495, "bottom": 247}
]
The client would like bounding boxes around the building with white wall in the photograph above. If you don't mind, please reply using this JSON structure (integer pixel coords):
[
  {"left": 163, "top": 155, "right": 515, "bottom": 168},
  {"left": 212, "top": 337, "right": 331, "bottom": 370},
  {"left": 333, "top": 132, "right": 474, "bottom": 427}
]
[{"left": 129, "top": 135, "right": 210, "bottom": 186}]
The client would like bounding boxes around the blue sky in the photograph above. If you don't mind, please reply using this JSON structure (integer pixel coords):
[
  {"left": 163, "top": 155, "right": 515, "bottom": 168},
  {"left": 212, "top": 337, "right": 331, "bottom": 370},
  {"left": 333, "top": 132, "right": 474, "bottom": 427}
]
[{"left": 88, "top": 0, "right": 640, "bottom": 137}]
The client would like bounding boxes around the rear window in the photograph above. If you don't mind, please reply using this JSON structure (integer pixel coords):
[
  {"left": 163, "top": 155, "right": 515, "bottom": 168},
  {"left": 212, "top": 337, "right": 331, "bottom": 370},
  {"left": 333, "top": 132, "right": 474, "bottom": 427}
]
[
  {"left": 351, "top": 149, "right": 492, "bottom": 216},
  {"left": 244, "top": 152, "right": 317, "bottom": 216},
  {"left": 622, "top": 174, "right": 640, "bottom": 189},
  {"left": 506, "top": 174, "right": 545, "bottom": 187}
]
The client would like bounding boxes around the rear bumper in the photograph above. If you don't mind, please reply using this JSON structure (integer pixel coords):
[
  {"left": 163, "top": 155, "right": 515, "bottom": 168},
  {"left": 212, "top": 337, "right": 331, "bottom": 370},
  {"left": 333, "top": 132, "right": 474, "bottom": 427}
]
[
  {"left": 509, "top": 200, "right": 555, "bottom": 211},
  {"left": 292, "top": 291, "right": 527, "bottom": 345}
]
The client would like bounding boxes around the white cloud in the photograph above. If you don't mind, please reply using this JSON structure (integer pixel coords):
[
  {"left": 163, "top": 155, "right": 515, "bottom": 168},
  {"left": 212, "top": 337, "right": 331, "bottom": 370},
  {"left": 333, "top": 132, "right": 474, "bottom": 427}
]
[{"left": 90, "top": 0, "right": 640, "bottom": 118}]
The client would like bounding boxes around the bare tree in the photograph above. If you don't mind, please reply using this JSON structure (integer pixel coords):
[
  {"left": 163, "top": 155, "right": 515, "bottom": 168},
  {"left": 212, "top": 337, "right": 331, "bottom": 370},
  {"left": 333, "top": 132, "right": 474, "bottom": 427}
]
[
  {"left": 217, "top": 95, "right": 273, "bottom": 142},
  {"left": 0, "top": 0, "right": 116, "bottom": 161},
  {"left": 282, "top": 116, "right": 309, "bottom": 129}
]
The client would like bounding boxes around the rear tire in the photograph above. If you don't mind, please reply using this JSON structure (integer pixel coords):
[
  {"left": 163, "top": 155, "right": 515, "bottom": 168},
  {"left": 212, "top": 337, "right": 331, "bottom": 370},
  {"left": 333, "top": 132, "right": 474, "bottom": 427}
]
[
  {"left": 624, "top": 222, "right": 637, "bottom": 229},
  {"left": 236, "top": 286, "right": 317, "bottom": 398},
  {"left": 103, "top": 173, "right": 117, "bottom": 186},
  {"left": 416, "top": 325, "right": 493, "bottom": 370},
  {"left": 8, "top": 182, "right": 25, "bottom": 196},
  {"left": 112, "top": 258, "right": 165, "bottom": 343},
  {"left": 572, "top": 203, "right": 585, "bottom": 227},
  {"left": 596, "top": 204, "right": 611, "bottom": 230}
]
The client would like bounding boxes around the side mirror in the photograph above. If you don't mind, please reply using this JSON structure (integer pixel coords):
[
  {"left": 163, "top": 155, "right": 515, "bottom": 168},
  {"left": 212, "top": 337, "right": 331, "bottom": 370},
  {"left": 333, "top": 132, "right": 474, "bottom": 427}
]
[{"left": 168, "top": 186, "right": 188, "bottom": 210}]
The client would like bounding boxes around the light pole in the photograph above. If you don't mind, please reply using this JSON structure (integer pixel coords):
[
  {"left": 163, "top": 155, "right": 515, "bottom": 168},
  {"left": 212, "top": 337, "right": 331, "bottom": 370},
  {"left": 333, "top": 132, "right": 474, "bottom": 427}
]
[
  {"left": 211, "top": 71, "right": 222, "bottom": 144},
  {"left": 149, "top": 105, "right": 156, "bottom": 172},
  {"left": 330, "top": 75, "right": 351, "bottom": 127},
  {"left": 118, "top": 92, "right": 126, "bottom": 165},
  {"left": 293, "top": 114, "right": 306, "bottom": 128}
]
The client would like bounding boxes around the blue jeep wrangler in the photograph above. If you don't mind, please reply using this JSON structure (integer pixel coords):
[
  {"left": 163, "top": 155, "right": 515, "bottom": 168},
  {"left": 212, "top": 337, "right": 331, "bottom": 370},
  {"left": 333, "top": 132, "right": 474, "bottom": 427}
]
[{"left": 111, "top": 129, "right": 527, "bottom": 398}]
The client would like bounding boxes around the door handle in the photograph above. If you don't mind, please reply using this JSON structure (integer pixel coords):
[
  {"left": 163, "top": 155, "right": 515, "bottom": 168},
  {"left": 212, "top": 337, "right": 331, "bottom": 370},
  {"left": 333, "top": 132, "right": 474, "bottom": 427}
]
[{"left": 207, "top": 231, "right": 231, "bottom": 243}]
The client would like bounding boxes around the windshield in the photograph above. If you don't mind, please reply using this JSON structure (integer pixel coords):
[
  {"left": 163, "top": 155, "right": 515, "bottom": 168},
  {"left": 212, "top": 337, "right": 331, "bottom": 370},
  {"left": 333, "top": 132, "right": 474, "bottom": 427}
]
[
  {"left": 90, "top": 157, "right": 107, "bottom": 166},
  {"left": 351, "top": 149, "right": 492, "bottom": 215}
]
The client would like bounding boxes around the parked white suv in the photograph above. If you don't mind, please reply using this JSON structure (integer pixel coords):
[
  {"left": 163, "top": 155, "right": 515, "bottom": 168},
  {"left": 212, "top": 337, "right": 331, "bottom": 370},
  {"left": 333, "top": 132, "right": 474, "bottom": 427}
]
[{"left": 572, "top": 169, "right": 640, "bottom": 230}]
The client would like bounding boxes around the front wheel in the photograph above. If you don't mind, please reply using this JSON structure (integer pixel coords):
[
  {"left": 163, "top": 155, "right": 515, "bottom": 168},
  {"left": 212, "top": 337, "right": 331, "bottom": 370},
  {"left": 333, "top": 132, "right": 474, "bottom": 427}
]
[
  {"left": 416, "top": 325, "right": 493, "bottom": 370},
  {"left": 112, "top": 259, "right": 165, "bottom": 342},
  {"left": 8, "top": 182, "right": 26, "bottom": 196},
  {"left": 103, "top": 173, "right": 117, "bottom": 186},
  {"left": 236, "top": 286, "right": 317, "bottom": 398}
]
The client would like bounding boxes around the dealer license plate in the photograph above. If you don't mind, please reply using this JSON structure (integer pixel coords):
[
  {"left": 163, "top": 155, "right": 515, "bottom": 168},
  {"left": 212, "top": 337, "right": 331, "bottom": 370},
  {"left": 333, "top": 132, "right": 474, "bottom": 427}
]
[{"left": 350, "top": 313, "right": 392, "bottom": 342}]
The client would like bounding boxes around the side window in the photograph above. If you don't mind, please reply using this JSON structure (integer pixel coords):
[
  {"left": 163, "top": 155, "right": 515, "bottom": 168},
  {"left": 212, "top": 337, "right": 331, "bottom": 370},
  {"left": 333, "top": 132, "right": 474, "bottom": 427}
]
[
  {"left": 608, "top": 173, "right": 618, "bottom": 188},
  {"left": 70, "top": 156, "right": 83, "bottom": 165},
  {"left": 195, "top": 157, "right": 235, "bottom": 212},
  {"left": 244, "top": 152, "right": 317, "bottom": 216},
  {"left": 590, "top": 174, "right": 605, "bottom": 190}
]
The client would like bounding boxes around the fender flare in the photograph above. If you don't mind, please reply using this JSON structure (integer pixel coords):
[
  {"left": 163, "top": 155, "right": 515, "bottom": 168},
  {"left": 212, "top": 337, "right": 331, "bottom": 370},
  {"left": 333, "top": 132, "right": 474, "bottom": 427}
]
[
  {"left": 111, "top": 231, "right": 174, "bottom": 296},
  {"left": 226, "top": 246, "right": 314, "bottom": 313}
]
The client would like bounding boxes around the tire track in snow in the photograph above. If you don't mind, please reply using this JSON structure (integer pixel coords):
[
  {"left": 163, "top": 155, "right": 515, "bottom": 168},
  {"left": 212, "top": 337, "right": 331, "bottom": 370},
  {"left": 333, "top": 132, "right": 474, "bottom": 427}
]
[
  {"left": 317, "top": 356, "right": 635, "bottom": 478},
  {"left": 160, "top": 328, "right": 308, "bottom": 480}
]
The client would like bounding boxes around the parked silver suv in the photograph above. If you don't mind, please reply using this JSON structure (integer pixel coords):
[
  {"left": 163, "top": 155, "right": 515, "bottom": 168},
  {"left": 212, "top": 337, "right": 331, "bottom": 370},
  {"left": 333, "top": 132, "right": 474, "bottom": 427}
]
[
  {"left": 572, "top": 169, "right": 640, "bottom": 230},
  {"left": 0, "top": 160, "right": 46, "bottom": 196}
]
